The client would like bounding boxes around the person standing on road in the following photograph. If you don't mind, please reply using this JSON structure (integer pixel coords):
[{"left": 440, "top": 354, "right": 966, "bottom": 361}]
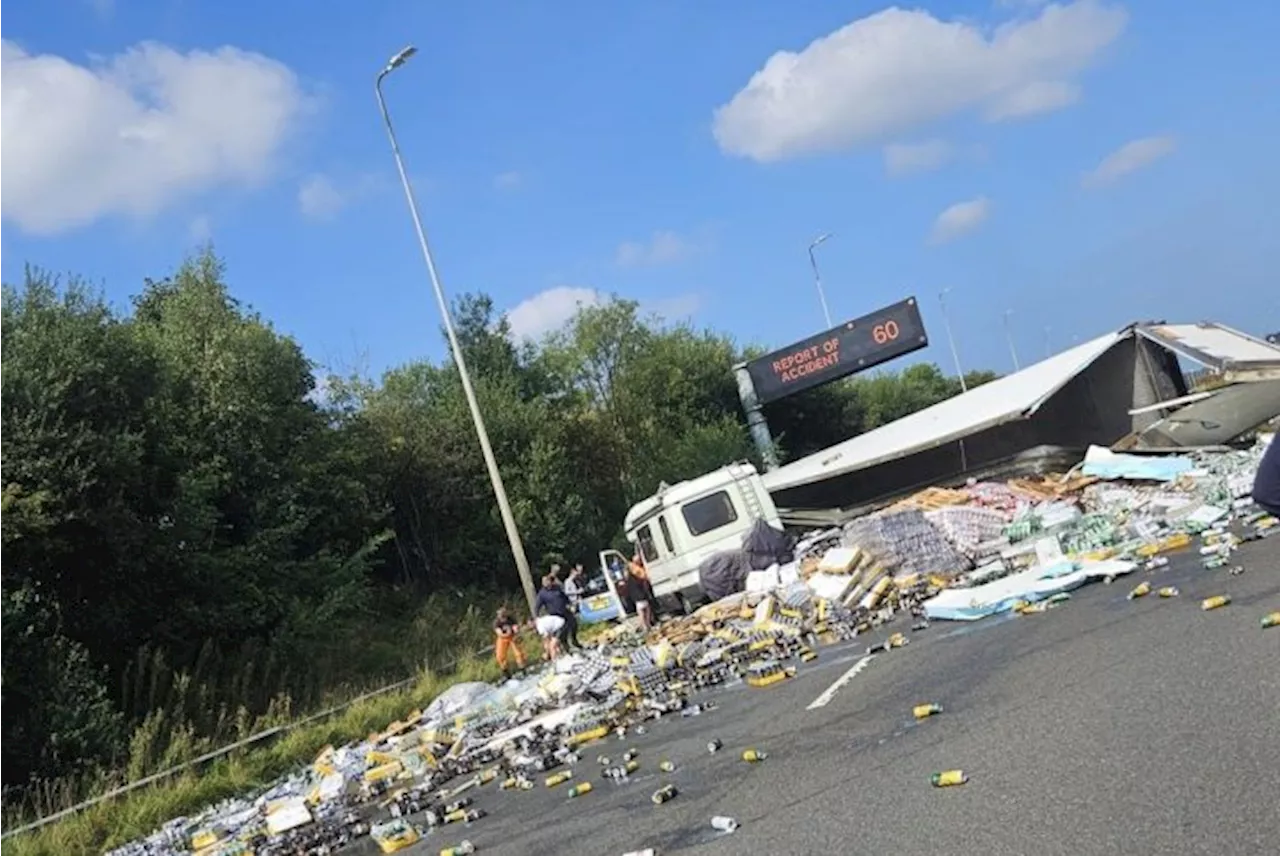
[
  {"left": 627, "top": 553, "right": 656, "bottom": 630},
  {"left": 493, "top": 607, "right": 526, "bottom": 677},
  {"left": 535, "top": 574, "right": 581, "bottom": 651},
  {"left": 564, "top": 564, "right": 587, "bottom": 610},
  {"left": 1252, "top": 431, "right": 1280, "bottom": 517}
]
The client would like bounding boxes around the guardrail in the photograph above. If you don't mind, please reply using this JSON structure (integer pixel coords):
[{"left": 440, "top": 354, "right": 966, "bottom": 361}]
[{"left": 0, "top": 645, "right": 494, "bottom": 841}]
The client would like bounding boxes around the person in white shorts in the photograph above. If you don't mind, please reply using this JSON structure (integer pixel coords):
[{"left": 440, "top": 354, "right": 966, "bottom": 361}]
[{"left": 535, "top": 613, "right": 565, "bottom": 661}]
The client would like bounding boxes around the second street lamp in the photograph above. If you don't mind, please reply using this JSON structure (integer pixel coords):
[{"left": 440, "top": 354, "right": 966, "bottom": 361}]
[
  {"left": 807, "top": 233, "right": 835, "bottom": 329},
  {"left": 375, "top": 45, "right": 538, "bottom": 615},
  {"left": 1003, "top": 309, "right": 1021, "bottom": 371},
  {"left": 938, "top": 288, "right": 968, "bottom": 393}
]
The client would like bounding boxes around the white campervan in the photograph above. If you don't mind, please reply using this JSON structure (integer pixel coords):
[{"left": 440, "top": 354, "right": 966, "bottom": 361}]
[{"left": 614, "top": 462, "right": 781, "bottom": 614}]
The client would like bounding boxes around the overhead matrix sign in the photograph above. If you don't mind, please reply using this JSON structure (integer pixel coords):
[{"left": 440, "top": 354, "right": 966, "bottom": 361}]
[{"left": 746, "top": 297, "right": 928, "bottom": 406}]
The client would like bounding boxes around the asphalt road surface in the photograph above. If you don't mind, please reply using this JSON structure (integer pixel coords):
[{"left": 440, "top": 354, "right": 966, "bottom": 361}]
[{"left": 385, "top": 539, "right": 1280, "bottom": 856}]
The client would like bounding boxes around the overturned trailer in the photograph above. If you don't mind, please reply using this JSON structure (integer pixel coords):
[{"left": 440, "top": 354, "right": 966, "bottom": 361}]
[
  {"left": 766, "top": 322, "right": 1280, "bottom": 519},
  {"left": 616, "top": 321, "right": 1280, "bottom": 609}
]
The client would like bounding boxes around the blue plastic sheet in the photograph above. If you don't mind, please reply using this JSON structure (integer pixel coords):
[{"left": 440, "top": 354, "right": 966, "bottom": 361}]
[{"left": 1079, "top": 446, "right": 1194, "bottom": 482}]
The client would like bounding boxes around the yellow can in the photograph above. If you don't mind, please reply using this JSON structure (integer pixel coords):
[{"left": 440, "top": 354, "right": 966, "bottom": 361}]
[
  {"left": 624, "top": 759, "right": 639, "bottom": 774},
  {"left": 500, "top": 776, "right": 517, "bottom": 790},
  {"left": 1261, "top": 611, "right": 1280, "bottom": 629},
  {"left": 1201, "top": 595, "right": 1231, "bottom": 611},
  {"left": 913, "top": 703, "right": 943, "bottom": 720},
  {"left": 930, "top": 769, "right": 968, "bottom": 787},
  {"left": 741, "top": 748, "right": 767, "bottom": 762},
  {"left": 544, "top": 771, "right": 573, "bottom": 788},
  {"left": 568, "top": 782, "right": 593, "bottom": 798},
  {"left": 1127, "top": 581, "right": 1151, "bottom": 600},
  {"left": 1157, "top": 586, "right": 1179, "bottom": 598}
]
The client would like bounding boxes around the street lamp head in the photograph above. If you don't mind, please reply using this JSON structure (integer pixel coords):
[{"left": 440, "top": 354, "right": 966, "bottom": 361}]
[{"left": 382, "top": 45, "right": 418, "bottom": 75}]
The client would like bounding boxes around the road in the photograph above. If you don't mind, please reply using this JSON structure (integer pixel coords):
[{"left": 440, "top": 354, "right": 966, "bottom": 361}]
[{"left": 383, "top": 539, "right": 1280, "bottom": 856}]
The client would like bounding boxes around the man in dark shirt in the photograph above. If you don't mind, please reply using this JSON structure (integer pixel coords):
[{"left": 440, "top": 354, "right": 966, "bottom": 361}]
[
  {"left": 1252, "top": 434, "right": 1280, "bottom": 517},
  {"left": 534, "top": 574, "right": 581, "bottom": 650}
]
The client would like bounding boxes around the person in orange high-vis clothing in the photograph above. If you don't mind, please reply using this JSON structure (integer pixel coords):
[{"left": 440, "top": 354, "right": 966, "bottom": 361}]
[{"left": 493, "top": 607, "right": 526, "bottom": 676}]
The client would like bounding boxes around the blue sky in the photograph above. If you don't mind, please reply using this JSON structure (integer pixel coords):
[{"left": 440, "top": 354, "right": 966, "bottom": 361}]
[{"left": 3, "top": 0, "right": 1278, "bottom": 381}]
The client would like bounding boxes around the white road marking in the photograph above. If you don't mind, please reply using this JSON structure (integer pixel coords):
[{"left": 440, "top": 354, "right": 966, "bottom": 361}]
[{"left": 806, "top": 654, "right": 875, "bottom": 710}]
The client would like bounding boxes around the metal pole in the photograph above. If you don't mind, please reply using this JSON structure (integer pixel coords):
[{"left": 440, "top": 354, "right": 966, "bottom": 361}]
[
  {"left": 808, "top": 233, "right": 834, "bottom": 329},
  {"left": 376, "top": 48, "right": 538, "bottom": 615},
  {"left": 1003, "top": 309, "right": 1021, "bottom": 371},
  {"left": 733, "top": 362, "right": 779, "bottom": 470},
  {"left": 938, "top": 289, "right": 967, "bottom": 392}
]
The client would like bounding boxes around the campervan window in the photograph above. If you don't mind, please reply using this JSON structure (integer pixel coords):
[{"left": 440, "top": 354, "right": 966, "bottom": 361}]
[
  {"left": 657, "top": 515, "right": 675, "bottom": 553},
  {"left": 681, "top": 490, "right": 738, "bottom": 537},
  {"left": 636, "top": 524, "right": 659, "bottom": 562}
]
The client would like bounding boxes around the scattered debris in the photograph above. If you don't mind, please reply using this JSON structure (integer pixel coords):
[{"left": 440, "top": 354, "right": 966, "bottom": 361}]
[
  {"left": 651, "top": 784, "right": 678, "bottom": 805},
  {"left": 930, "top": 770, "right": 969, "bottom": 788},
  {"left": 711, "top": 816, "right": 740, "bottom": 833},
  {"left": 913, "top": 703, "right": 943, "bottom": 720}
]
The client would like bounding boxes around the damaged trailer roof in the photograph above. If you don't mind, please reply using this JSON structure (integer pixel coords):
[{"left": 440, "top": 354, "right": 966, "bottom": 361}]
[
  {"left": 1134, "top": 323, "right": 1280, "bottom": 382},
  {"left": 762, "top": 331, "right": 1125, "bottom": 495}
]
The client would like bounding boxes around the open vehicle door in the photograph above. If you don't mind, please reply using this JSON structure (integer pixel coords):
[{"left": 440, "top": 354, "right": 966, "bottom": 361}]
[{"left": 579, "top": 549, "right": 629, "bottom": 624}]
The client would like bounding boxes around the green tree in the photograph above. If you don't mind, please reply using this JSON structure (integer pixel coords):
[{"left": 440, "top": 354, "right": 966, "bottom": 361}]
[{"left": 1, "top": 584, "right": 125, "bottom": 786}]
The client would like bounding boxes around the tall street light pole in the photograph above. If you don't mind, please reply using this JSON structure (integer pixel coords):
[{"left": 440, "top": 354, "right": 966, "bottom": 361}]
[
  {"left": 376, "top": 46, "right": 538, "bottom": 615},
  {"left": 807, "top": 233, "right": 835, "bottom": 329},
  {"left": 1003, "top": 309, "right": 1021, "bottom": 371},
  {"left": 938, "top": 288, "right": 967, "bottom": 393}
]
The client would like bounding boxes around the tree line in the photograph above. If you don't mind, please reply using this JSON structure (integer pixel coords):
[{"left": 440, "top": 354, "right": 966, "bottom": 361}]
[{"left": 0, "top": 251, "right": 996, "bottom": 801}]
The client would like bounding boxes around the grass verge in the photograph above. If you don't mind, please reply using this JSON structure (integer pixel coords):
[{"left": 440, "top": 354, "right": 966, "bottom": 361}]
[{"left": 4, "top": 640, "right": 545, "bottom": 856}]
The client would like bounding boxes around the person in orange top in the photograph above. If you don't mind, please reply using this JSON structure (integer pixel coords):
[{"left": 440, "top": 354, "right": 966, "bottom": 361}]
[{"left": 493, "top": 607, "right": 526, "bottom": 677}]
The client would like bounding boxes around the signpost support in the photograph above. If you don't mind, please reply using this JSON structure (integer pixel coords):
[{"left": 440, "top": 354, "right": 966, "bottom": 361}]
[{"left": 733, "top": 362, "right": 780, "bottom": 472}]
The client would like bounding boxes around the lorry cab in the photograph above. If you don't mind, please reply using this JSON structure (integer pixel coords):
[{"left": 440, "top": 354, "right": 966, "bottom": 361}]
[{"left": 620, "top": 462, "right": 780, "bottom": 613}]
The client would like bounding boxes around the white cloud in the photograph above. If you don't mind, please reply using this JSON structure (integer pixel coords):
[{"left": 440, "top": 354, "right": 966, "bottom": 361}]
[
  {"left": 296, "top": 172, "right": 381, "bottom": 221},
  {"left": 297, "top": 174, "right": 345, "bottom": 220},
  {"left": 883, "top": 140, "right": 955, "bottom": 176},
  {"left": 188, "top": 215, "right": 213, "bottom": 243},
  {"left": 506, "top": 286, "right": 603, "bottom": 340},
  {"left": 712, "top": 1, "right": 1127, "bottom": 162},
  {"left": 929, "top": 196, "right": 992, "bottom": 244},
  {"left": 504, "top": 286, "right": 702, "bottom": 341},
  {"left": 616, "top": 230, "right": 696, "bottom": 267},
  {"left": 1082, "top": 135, "right": 1176, "bottom": 188},
  {"left": 1, "top": 39, "right": 308, "bottom": 236},
  {"left": 493, "top": 170, "right": 523, "bottom": 191}
]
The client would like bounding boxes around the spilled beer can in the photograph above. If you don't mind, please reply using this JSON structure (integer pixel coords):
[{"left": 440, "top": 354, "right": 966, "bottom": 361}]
[
  {"left": 931, "top": 770, "right": 969, "bottom": 787},
  {"left": 741, "top": 748, "right": 767, "bottom": 762},
  {"left": 711, "top": 816, "right": 739, "bottom": 833},
  {"left": 544, "top": 771, "right": 573, "bottom": 788},
  {"left": 1261, "top": 611, "right": 1280, "bottom": 629},
  {"left": 1201, "top": 595, "right": 1231, "bottom": 611},
  {"left": 568, "top": 782, "right": 593, "bottom": 798},
  {"left": 1157, "top": 586, "right": 1179, "bottom": 598},
  {"left": 439, "top": 842, "right": 475, "bottom": 856},
  {"left": 1127, "top": 581, "right": 1151, "bottom": 600},
  {"left": 913, "top": 703, "right": 943, "bottom": 720},
  {"left": 707, "top": 739, "right": 722, "bottom": 753},
  {"left": 659, "top": 760, "right": 676, "bottom": 772},
  {"left": 651, "top": 784, "right": 678, "bottom": 805},
  {"left": 624, "top": 759, "right": 639, "bottom": 774}
]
